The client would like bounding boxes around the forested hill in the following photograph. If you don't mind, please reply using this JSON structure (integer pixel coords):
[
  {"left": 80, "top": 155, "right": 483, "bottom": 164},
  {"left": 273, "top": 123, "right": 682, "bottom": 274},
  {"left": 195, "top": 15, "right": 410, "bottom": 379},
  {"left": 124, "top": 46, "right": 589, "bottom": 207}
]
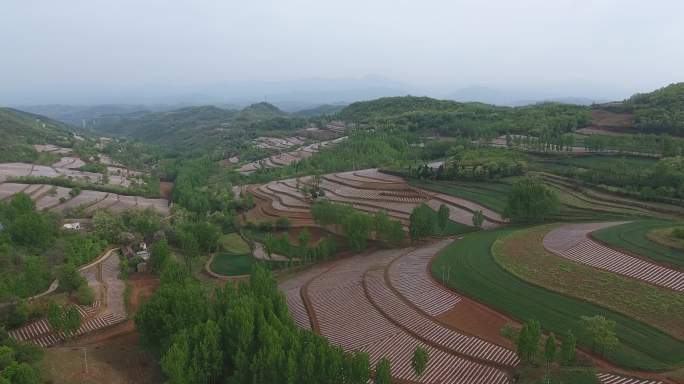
[
  {"left": 336, "top": 96, "right": 591, "bottom": 138},
  {"left": 233, "top": 102, "right": 287, "bottom": 121},
  {"left": 0, "top": 107, "right": 73, "bottom": 144},
  {"left": 624, "top": 83, "right": 684, "bottom": 136},
  {"left": 85, "top": 103, "right": 305, "bottom": 155},
  {"left": 337, "top": 96, "right": 467, "bottom": 121},
  {"left": 294, "top": 103, "right": 347, "bottom": 117},
  {"left": 0, "top": 107, "right": 75, "bottom": 162}
]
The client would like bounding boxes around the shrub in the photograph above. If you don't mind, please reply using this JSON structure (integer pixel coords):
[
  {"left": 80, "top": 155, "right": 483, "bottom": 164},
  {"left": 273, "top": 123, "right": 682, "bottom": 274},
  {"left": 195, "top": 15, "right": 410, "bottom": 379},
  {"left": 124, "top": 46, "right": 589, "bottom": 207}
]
[
  {"left": 275, "top": 217, "right": 290, "bottom": 230},
  {"left": 672, "top": 227, "right": 684, "bottom": 239},
  {"left": 75, "top": 284, "right": 95, "bottom": 306}
]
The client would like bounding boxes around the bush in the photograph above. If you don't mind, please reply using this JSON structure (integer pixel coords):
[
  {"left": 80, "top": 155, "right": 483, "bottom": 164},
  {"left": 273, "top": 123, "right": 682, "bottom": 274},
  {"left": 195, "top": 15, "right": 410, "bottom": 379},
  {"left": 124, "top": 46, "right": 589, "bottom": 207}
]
[
  {"left": 672, "top": 227, "right": 684, "bottom": 239},
  {"left": 504, "top": 178, "right": 560, "bottom": 222},
  {"left": 75, "top": 284, "right": 95, "bottom": 306},
  {"left": 275, "top": 217, "right": 290, "bottom": 230}
]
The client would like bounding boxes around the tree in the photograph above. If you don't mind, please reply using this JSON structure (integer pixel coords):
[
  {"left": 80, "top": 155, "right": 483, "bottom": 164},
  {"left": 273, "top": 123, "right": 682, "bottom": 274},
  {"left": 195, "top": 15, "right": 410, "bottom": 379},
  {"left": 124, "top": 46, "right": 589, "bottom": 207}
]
[
  {"left": 409, "top": 203, "right": 435, "bottom": 240},
  {"left": 560, "top": 330, "right": 576, "bottom": 365},
  {"left": 92, "top": 210, "right": 124, "bottom": 243},
  {"left": 544, "top": 333, "right": 557, "bottom": 382},
  {"left": 75, "top": 283, "right": 95, "bottom": 305},
  {"left": 374, "top": 210, "right": 405, "bottom": 248},
  {"left": 437, "top": 204, "right": 449, "bottom": 234},
  {"left": 0, "top": 346, "right": 15, "bottom": 370},
  {"left": 9, "top": 193, "right": 35, "bottom": 215},
  {"left": 346, "top": 351, "right": 371, "bottom": 384},
  {"left": 503, "top": 178, "right": 560, "bottom": 222},
  {"left": 263, "top": 233, "right": 275, "bottom": 259},
  {"left": 472, "top": 210, "right": 485, "bottom": 228},
  {"left": 374, "top": 357, "right": 391, "bottom": 384},
  {"left": 58, "top": 263, "right": 86, "bottom": 294},
  {"left": 149, "top": 240, "right": 171, "bottom": 274},
  {"left": 0, "top": 361, "right": 41, "bottom": 384},
  {"left": 161, "top": 320, "right": 223, "bottom": 384},
  {"left": 46, "top": 302, "right": 64, "bottom": 334},
  {"left": 297, "top": 229, "right": 311, "bottom": 261},
  {"left": 63, "top": 306, "right": 82, "bottom": 338},
  {"left": 411, "top": 346, "right": 429, "bottom": 377},
  {"left": 8, "top": 212, "right": 53, "bottom": 248},
  {"left": 342, "top": 211, "right": 373, "bottom": 252},
  {"left": 517, "top": 319, "right": 541, "bottom": 363},
  {"left": 580, "top": 315, "right": 619, "bottom": 356}
]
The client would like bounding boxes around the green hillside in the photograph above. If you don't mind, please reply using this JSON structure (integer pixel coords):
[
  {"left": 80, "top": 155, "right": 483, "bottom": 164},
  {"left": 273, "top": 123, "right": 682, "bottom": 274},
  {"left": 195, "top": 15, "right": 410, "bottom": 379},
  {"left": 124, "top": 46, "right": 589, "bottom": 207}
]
[
  {"left": 625, "top": 83, "right": 684, "bottom": 136},
  {"left": 86, "top": 103, "right": 306, "bottom": 155},
  {"left": 0, "top": 107, "right": 74, "bottom": 162},
  {"left": 336, "top": 96, "right": 591, "bottom": 138}
]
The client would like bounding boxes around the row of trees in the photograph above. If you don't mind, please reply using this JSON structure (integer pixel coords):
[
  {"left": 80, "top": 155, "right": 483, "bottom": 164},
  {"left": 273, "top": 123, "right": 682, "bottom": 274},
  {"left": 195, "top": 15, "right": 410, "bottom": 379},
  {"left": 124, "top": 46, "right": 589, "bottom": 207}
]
[
  {"left": 311, "top": 200, "right": 405, "bottom": 251},
  {"left": 503, "top": 179, "right": 561, "bottom": 223},
  {"left": 136, "top": 261, "right": 408, "bottom": 383},
  {"left": 263, "top": 230, "right": 339, "bottom": 265},
  {"left": 511, "top": 315, "right": 618, "bottom": 382}
]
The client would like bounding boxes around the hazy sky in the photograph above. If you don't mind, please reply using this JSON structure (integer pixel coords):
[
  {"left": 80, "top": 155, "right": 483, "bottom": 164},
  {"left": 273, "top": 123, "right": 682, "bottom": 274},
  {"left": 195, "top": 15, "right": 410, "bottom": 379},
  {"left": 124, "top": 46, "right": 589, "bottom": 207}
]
[{"left": 2, "top": 0, "right": 683, "bottom": 104}]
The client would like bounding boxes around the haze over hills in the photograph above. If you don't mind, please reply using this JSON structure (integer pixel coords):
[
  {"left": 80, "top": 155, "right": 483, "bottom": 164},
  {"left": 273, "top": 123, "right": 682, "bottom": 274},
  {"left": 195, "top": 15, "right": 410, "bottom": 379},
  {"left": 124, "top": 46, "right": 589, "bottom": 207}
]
[{"left": 7, "top": 75, "right": 638, "bottom": 126}]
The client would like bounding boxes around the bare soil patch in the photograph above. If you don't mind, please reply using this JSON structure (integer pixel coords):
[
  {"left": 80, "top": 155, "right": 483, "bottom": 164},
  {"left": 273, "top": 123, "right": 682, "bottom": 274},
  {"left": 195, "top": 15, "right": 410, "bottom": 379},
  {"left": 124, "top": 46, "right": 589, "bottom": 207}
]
[
  {"left": 437, "top": 298, "right": 517, "bottom": 349},
  {"left": 159, "top": 181, "right": 173, "bottom": 200}
]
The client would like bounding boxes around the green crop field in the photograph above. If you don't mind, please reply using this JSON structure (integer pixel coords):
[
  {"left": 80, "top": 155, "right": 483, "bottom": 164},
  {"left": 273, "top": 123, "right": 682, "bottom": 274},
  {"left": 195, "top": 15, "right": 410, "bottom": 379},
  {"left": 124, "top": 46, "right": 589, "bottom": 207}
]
[
  {"left": 210, "top": 253, "right": 287, "bottom": 276},
  {"left": 493, "top": 225, "right": 684, "bottom": 338},
  {"left": 528, "top": 155, "right": 657, "bottom": 173},
  {"left": 431, "top": 229, "right": 684, "bottom": 371},
  {"left": 219, "top": 233, "right": 251, "bottom": 254},
  {"left": 592, "top": 220, "right": 684, "bottom": 269},
  {"left": 411, "top": 179, "right": 511, "bottom": 213}
]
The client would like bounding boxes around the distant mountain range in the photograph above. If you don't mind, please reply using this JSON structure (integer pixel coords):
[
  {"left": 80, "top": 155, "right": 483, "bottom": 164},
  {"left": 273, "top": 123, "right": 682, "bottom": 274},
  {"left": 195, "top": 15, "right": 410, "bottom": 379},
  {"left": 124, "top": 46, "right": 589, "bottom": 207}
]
[{"left": 8, "top": 75, "right": 628, "bottom": 125}]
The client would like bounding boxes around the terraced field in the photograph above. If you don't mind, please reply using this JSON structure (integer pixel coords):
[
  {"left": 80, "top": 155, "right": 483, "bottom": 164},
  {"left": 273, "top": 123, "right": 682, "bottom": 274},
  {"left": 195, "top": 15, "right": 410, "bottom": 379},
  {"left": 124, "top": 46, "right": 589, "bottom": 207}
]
[
  {"left": 432, "top": 229, "right": 684, "bottom": 372},
  {"left": 238, "top": 137, "right": 347, "bottom": 174},
  {"left": 247, "top": 168, "right": 502, "bottom": 230},
  {"left": 411, "top": 174, "right": 683, "bottom": 222},
  {"left": 0, "top": 182, "right": 169, "bottom": 216},
  {"left": 280, "top": 242, "right": 516, "bottom": 383},
  {"left": 592, "top": 220, "right": 684, "bottom": 269},
  {"left": 8, "top": 249, "right": 127, "bottom": 348},
  {"left": 0, "top": 162, "right": 142, "bottom": 187},
  {"left": 494, "top": 225, "right": 684, "bottom": 339},
  {"left": 544, "top": 223, "right": 684, "bottom": 291},
  {"left": 279, "top": 237, "right": 664, "bottom": 383}
]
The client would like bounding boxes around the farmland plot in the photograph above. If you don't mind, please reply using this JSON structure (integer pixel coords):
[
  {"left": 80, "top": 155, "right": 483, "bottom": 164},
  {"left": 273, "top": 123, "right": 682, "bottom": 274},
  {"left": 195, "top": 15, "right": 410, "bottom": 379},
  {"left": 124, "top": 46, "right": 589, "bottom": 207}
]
[
  {"left": 544, "top": 223, "right": 684, "bottom": 291},
  {"left": 279, "top": 244, "right": 516, "bottom": 383},
  {"left": 247, "top": 169, "right": 500, "bottom": 229}
]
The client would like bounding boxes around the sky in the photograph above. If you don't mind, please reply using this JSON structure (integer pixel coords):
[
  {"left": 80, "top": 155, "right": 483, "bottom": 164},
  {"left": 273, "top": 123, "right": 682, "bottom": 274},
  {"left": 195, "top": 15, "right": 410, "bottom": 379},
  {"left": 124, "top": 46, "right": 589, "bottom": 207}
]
[{"left": 2, "top": 0, "right": 684, "bottom": 105}]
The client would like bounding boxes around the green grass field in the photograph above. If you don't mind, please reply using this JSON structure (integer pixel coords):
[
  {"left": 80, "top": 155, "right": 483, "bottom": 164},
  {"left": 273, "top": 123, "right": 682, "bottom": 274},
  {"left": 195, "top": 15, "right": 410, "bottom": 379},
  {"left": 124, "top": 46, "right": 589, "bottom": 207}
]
[
  {"left": 528, "top": 155, "right": 657, "bottom": 174},
  {"left": 219, "top": 233, "right": 251, "bottom": 254},
  {"left": 411, "top": 179, "right": 510, "bottom": 213},
  {"left": 493, "top": 225, "right": 684, "bottom": 339},
  {"left": 432, "top": 229, "right": 684, "bottom": 371},
  {"left": 210, "top": 253, "right": 287, "bottom": 276},
  {"left": 411, "top": 177, "right": 638, "bottom": 222},
  {"left": 592, "top": 220, "right": 684, "bottom": 269}
]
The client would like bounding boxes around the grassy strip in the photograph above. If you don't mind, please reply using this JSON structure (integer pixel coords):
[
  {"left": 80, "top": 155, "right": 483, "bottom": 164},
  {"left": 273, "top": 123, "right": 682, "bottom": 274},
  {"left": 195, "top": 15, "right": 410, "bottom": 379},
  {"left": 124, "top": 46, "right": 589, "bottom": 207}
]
[
  {"left": 493, "top": 225, "right": 684, "bottom": 339},
  {"left": 210, "top": 253, "right": 288, "bottom": 276},
  {"left": 592, "top": 220, "right": 684, "bottom": 269},
  {"left": 8, "top": 175, "right": 160, "bottom": 198},
  {"left": 432, "top": 229, "right": 684, "bottom": 371},
  {"left": 435, "top": 218, "right": 478, "bottom": 237},
  {"left": 410, "top": 179, "right": 509, "bottom": 213},
  {"left": 219, "top": 233, "right": 251, "bottom": 254},
  {"left": 648, "top": 227, "right": 684, "bottom": 251}
]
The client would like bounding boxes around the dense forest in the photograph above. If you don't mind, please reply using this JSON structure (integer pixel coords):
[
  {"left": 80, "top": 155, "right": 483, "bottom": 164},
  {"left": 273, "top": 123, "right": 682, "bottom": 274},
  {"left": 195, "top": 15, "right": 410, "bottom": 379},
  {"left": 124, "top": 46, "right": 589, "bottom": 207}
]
[
  {"left": 336, "top": 96, "right": 592, "bottom": 139},
  {"left": 85, "top": 103, "right": 308, "bottom": 156},
  {"left": 625, "top": 83, "right": 684, "bottom": 136}
]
